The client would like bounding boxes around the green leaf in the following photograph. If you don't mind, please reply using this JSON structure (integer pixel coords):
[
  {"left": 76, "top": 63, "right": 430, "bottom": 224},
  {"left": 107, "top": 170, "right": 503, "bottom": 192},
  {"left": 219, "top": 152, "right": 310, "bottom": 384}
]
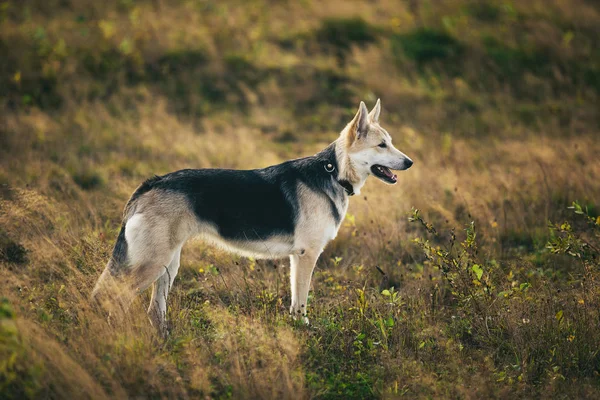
[
  {"left": 571, "top": 201, "right": 584, "bottom": 215},
  {"left": 381, "top": 289, "right": 391, "bottom": 297},
  {"left": 555, "top": 310, "right": 564, "bottom": 323},
  {"left": 519, "top": 282, "right": 531, "bottom": 291},
  {"left": 472, "top": 264, "right": 483, "bottom": 280},
  {"left": 0, "top": 298, "right": 15, "bottom": 319}
]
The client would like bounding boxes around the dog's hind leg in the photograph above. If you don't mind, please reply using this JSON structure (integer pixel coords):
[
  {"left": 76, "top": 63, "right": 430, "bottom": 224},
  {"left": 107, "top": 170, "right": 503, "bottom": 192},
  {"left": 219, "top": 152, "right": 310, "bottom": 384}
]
[
  {"left": 93, "top": 210, "right": 190, "bottom": 325},
  {"left": 148, "top": 245, "right": 182, "bottom": 337},
  {"left": 92, "top": 247, "right": 176, "bottom": 321},
  {"left": 289, "top": 249, "right": 321, "bottom": 324}
]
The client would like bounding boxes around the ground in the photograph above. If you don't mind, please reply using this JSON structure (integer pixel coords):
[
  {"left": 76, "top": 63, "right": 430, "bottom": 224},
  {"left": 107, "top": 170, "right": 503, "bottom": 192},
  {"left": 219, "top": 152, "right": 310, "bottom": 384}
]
[{"left": 1, "top": 0, "right": 600, "bottom": 399}]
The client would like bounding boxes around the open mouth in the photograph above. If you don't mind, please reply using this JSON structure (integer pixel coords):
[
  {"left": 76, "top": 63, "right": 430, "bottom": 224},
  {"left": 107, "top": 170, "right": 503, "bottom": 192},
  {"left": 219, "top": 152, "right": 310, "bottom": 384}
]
[{"left": 371, "top": 165, "right": 397, "bottom": 184}]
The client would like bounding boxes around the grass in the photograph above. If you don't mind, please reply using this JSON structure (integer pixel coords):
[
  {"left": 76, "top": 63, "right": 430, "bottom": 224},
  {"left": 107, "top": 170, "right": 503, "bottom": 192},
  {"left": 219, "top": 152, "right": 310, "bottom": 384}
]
[
  {"left": 391, "top": 28, "right": 464, "bottom": 65},
  {"left": 1, "top": 0, "right": 600, "bottom": 398}
]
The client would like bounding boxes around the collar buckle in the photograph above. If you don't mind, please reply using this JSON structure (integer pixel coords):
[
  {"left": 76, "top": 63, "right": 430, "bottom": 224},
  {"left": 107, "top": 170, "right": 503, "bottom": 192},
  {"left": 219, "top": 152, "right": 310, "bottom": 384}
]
[{"left": 324, "top": 160, "right": 353, "bottom": 196}]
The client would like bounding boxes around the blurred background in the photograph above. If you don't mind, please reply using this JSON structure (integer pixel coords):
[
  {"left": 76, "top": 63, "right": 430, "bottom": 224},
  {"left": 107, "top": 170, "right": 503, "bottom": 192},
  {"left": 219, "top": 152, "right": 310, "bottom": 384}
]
[{"left": 1, "top": 1, "right": 599, "bottom": 399}]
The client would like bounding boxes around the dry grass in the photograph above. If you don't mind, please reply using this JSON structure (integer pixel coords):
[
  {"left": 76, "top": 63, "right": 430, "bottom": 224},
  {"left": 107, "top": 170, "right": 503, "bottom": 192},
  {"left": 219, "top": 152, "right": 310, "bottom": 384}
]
[{"left": 1, "top": 0, "right": 600, "bottom": 398}]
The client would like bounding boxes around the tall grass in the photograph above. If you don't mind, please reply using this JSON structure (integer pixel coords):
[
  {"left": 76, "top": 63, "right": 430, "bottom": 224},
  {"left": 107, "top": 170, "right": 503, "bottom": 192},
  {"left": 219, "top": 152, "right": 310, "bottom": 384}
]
[{"left": 1, "top": 0, "right": 599, "bottom": 398}]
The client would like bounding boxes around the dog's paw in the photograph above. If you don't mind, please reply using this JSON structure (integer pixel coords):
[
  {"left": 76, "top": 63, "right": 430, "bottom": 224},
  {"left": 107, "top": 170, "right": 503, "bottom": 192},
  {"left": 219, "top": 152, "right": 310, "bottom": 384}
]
[{"left": 290, "top": 309, "right": 309, "bottom": 325}]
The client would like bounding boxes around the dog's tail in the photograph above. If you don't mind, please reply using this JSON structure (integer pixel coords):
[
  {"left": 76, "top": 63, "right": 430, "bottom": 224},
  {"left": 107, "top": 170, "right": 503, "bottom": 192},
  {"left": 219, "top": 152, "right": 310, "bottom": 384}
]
[
  {"left": 91, "top": 222, "right": 129, "bottom": 303},
  {"left": 91, "top": 175, "right": 163, "bottom": 303}
]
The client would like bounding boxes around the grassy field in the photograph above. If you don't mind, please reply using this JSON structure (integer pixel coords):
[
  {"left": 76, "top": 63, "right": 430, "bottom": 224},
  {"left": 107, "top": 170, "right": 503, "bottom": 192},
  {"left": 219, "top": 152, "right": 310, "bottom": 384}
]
[{"left": 1, "top": 0, "right": 600, "bottom": 398}]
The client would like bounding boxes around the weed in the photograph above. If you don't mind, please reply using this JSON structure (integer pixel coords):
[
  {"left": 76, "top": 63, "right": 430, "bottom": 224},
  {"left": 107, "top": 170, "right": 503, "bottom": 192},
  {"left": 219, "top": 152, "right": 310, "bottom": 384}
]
[
  {"left": 0, "top": 299, "right": 44, "bottom": 399},
  {"left": 315, "top": 17, "right": 379, "bottom": 64},
  {"left": 391, "top": 28, "right": 464, "bottom": 66},
  {"left": 71, "top": 170, "right": 104, "bottom": 190},
  {"left": 465, "top": 2, "right": 503, "bottom": 22},
  {"left": 0, "top": 231, "right": 27, "bottom": 264}
]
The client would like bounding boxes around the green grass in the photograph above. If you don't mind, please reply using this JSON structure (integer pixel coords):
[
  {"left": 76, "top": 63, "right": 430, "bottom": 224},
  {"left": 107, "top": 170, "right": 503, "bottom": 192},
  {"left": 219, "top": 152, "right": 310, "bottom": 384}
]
[
  {"left": 314, "top": 17, "right": 379, "bottom": 64},
  {"left": 391, "top": 28, "right": 464, "bottom": 65}
]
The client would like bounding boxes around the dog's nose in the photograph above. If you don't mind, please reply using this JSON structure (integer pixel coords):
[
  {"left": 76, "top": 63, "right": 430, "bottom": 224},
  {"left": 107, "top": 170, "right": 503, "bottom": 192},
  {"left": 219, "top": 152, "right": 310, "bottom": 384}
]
[{"left": 404, "top": 158, "right": 413, "bottom": 169}]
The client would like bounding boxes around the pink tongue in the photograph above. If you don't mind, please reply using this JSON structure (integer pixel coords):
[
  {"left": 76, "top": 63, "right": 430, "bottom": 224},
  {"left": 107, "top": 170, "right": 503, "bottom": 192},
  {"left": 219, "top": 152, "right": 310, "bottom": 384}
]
[
  {"left": 382, "top": 167, "right": 394, "bottom": 178},
  {"left": 381, "top": 167, "right": 397, "bottom": 181}
]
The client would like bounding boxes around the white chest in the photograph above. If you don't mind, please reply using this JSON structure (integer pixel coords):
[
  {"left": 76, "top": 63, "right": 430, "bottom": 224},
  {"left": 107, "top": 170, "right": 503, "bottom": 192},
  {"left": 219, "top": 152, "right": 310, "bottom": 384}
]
[{"left": 293, "top": 183, "right": 348, "bottom": 251}]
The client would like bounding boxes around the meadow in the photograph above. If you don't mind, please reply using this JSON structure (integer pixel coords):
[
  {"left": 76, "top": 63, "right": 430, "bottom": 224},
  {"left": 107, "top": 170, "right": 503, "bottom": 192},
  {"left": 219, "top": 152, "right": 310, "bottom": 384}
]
[{"left": 1, "top": 0, "right": 599, "bottom": 398}]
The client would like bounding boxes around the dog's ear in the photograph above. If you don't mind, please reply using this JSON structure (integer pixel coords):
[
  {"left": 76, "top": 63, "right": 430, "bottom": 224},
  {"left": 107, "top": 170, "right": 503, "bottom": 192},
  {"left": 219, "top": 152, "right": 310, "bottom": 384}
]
[
  {"left": 368, "top": 98, "right": 381, "bottom": 123},
  {"left": 346, "top": 101, "right": 370, "bottom": 143}
]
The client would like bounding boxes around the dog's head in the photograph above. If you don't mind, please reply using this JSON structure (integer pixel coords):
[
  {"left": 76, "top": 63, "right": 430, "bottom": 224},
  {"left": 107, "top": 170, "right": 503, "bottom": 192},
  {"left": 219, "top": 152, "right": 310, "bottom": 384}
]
[{"left": 341, "top": 99, "right": 413, "bottom": 185}]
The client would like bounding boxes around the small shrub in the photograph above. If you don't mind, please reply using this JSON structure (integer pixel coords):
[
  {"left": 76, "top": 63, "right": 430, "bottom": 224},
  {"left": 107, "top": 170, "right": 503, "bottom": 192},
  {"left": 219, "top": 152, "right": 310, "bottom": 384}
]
[
  {"left": 482, "top": 35, "right": 551, "bottom": 78},
  {"left": 391, "top": 28, "right": 464, "bottom": 65},
  {"left": 71, "top": 170, "right": 104, "bottom": 190},
  {"left": 146, "top": 50, "right": 209, "bottom": 82},
  {"left": 465, "top": 2, "right": 502, "bottom": 22},
  {"left": 0, "top": 36, "right": 62, "bottom": 109},
  {"left": 0, "top": 299, "right": 44, "bottom": 399},
  {"left": 0, "top": 231, "right": 27, "bottom": 264},
  {"left": 547, "top": 201, "right": 600, "bottom": 266},
  {"left": 582, "top": 66, "right": 600, "bottom": 93},
  {"left": 315, "top": 17, "right": 378, "bottom": 63},
  {"left": 223, "top": 54, "right": 266, "bottom": 89},
  {"left": 316, "top": 17, "right": 378, "bottom": 51},
  {"left": 410, "top": 205, "right": 600, "bottom": 385}
]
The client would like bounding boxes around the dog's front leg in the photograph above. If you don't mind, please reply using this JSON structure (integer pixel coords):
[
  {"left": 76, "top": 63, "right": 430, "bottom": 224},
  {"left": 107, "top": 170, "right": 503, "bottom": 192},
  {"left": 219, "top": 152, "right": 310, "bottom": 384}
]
[{"left": 289, "top": 250, "right": 320, "bottom": 324}]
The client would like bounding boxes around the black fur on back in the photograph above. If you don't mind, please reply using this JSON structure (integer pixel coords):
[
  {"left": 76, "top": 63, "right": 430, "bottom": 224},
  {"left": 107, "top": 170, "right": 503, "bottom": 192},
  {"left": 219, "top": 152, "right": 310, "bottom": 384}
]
[
  {"left": 124, "top": 143, "right": 345, "bottom": 242},
  {"left": 124, "top": 175, "right": 163, "bottom": 217}
]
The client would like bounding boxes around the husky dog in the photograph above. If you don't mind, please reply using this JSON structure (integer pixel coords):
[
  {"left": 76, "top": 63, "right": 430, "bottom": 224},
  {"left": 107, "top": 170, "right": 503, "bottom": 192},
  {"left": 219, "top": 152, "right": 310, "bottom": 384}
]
[{"left": 92, "top": 100, "right": 413, "bottom": 335}]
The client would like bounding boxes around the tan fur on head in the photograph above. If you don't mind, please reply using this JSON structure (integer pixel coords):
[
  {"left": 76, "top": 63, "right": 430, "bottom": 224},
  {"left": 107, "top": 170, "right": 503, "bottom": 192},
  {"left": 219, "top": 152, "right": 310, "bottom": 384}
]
[
  {"left": 335, "top": 99, "right": 413, "bottom": 194},
  {"left": 335, "top": 101, "right": 370, "bottom": 184},
  {"left": 343, "top": 101, "right": 369, "bottom": 147},
  {"left": 368, "top": 98, "right": 381, "bottom": 123}
]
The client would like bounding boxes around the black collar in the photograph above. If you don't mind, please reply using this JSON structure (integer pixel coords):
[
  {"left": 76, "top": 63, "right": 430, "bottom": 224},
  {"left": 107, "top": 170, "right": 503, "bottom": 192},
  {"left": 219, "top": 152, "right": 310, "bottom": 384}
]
[
  {"left": 324, "top": 161, "right": 354, "bottom": 196},
  {"left": 338, "top": 179, "right": 355, "bottom": 196}
]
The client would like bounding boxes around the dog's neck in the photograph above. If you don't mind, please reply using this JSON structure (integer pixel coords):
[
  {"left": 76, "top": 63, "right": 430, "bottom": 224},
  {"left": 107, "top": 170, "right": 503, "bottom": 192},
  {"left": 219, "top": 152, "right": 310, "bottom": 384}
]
[{"left": 333, "top": 138, "right": 368, "bottom": 196}]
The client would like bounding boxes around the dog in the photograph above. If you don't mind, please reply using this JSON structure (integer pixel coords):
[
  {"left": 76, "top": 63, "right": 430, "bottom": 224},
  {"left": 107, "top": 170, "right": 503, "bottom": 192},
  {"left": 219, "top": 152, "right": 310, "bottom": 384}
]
[{"left": 92, "top": 99, "right": 413, "bottom": 336}]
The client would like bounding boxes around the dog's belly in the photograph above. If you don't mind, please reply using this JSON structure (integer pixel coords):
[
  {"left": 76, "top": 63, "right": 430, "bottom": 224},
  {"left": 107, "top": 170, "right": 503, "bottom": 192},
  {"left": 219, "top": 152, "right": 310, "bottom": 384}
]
[{"left": 199, "top": 231, "right": 295, "bottom": 259}]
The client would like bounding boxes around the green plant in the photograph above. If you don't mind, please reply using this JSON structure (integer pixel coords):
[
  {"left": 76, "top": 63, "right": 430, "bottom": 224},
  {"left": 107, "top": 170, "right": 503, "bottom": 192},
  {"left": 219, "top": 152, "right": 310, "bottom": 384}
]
[
  {"left": 391, "top": 28, "right": 464, "bottom": 65},
  {"left": 409, "top": 205, "right": 600, "bottom": 386},
  {"left": 547, "top": 201, "right": 600, "bottom": 261},
  {"left": 410, "top": 209, "right": 498, "bottom": 333},
  {"left": 0, "top": 299, "right": 44, "bottom": 399},
  {"left": 316, "top": 17, "right": 377, "bottom": 51},
  {"left": 315, "top": 17, "right": 378, "bottom": 64}
]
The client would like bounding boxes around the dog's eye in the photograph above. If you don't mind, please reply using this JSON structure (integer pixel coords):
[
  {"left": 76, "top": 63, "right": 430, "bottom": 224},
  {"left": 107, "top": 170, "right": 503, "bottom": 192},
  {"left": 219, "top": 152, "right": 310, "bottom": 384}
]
[{"left": 378, "top": 142, "right": 387, "bottom": 148}]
